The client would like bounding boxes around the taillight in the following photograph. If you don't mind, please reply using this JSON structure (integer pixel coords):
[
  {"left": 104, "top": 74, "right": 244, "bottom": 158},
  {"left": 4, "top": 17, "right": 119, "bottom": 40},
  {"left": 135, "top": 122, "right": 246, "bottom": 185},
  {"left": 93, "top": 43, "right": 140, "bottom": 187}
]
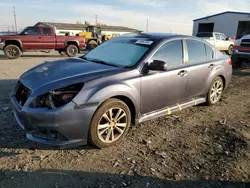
[{"left": 228, "top": 58, "right": 232, "bottom": 65}]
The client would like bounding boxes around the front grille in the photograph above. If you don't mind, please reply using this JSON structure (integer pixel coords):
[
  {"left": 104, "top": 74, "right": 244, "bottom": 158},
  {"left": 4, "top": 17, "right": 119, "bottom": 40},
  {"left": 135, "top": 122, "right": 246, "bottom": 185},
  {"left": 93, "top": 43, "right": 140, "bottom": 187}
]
[
  {"left": 241, "top": 39, "right": 250, "bottom": 47},
  {"left": 15, "top": 82, "right": 31, "bottom": 106},
  {"left": 31, "top": 130, "right": 68, "bottom": 141}
]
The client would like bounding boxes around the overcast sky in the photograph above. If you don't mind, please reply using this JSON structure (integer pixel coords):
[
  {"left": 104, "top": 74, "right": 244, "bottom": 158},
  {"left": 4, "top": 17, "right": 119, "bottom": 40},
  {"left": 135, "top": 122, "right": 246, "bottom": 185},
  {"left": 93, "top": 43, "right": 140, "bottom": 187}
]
[{"left": 0, "top": 0, "right": 249, "bottom": 34}]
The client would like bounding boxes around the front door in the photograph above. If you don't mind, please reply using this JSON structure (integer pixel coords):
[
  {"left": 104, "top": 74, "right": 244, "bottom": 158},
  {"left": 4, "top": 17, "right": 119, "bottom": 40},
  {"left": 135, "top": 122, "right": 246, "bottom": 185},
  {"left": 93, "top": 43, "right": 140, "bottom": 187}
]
[
  {"left": 20, "top": 27, "right": 43, "bottom": 49},
  {"left": 141, "top": 40, "right": 188, "bottom": 114}
]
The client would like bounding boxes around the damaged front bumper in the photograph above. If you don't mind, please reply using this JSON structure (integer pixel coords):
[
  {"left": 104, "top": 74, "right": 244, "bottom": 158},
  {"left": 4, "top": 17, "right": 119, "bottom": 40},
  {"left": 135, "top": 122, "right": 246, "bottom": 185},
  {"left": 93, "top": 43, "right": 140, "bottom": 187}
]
[{"left": 10, "top": 90, "right": 98, "bottom": 148}]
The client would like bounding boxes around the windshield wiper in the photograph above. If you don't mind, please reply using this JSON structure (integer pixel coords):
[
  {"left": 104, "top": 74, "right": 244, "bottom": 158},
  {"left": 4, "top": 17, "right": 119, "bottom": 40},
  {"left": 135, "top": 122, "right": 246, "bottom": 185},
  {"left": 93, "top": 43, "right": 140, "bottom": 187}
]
[{"left": 82, "top": 57, "right": 119, "bottom": 67}]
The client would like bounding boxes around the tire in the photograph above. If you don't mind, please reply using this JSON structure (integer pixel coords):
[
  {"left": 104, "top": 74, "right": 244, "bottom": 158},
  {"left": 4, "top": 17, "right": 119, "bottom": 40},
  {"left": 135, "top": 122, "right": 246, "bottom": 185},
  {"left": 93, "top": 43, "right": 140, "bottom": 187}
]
[
  {"left": 87, "top": 40, "right": 98, "bottom": 50},
  {"left": 206, "top": 77, "right": 224, "bottom": 106},
  {"left": 65, "top": 44, "right": 78, "bottom": 57},
  {"left": 4, "top": 45, "right": 21, "bottom": 59},
  {"left": 226, "top": 45, "right": 233, "bottom": 55},
  {"left": 58, "top": 49, "right": 65, "bottom": 56},
  {"left": 89, "top": 98, "right": 131, "bottom": 148},
  {"left": 231, "top": 56, "right": 243, "bottom": 69}
]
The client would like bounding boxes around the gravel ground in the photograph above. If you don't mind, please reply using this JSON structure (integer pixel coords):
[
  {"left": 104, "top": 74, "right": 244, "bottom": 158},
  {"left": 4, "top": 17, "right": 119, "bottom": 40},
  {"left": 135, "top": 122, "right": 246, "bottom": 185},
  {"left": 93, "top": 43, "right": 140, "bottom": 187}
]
[{"left": 0, "top": 51, "right": 249, "bottom": 188}]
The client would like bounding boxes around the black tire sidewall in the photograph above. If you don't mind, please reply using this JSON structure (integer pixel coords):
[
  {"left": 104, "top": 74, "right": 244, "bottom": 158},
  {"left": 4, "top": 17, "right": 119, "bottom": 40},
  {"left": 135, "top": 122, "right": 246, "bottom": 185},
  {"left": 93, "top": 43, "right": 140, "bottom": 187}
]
[
  {"left": 65, "top": 45, "right": 78, "bottom": 57},
  {"left": 89, "top": 99, "right": 131, "bottom": 148},
  {"left": 4, "top": 45, "right": 21, "bottom": 59},
  {"left": 227, "top": 45, "right": 233, "bottom": 55},
  {"left": 207, "top": 77, "right": 224, "bottom": 105}
]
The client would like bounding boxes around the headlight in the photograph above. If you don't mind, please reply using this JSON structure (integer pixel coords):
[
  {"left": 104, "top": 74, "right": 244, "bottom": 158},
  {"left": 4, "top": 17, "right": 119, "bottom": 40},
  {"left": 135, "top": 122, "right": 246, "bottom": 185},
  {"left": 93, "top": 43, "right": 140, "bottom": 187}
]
[
  {"left": 235, "top": 39, "right": 241, "bottom": 46},
  {"left": 30, "top": 83, "right": 84, "bottom": 109}
]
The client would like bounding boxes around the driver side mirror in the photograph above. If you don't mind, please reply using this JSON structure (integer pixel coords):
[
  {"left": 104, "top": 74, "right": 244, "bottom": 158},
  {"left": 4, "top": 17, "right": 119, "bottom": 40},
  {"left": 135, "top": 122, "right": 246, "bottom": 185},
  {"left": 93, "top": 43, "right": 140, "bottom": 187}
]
[
  {"left": 147, "top": 60, "right": 168, "bottom": 71},
  {"left": 225, "top": 37, "right": 231, "bottom": 40}
]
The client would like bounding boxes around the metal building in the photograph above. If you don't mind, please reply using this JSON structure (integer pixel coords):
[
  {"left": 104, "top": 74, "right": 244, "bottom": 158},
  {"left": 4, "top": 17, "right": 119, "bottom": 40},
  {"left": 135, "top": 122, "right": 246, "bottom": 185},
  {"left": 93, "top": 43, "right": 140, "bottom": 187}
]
[{"left": 193, "top": 11, "right": 250, "bottom": 39}]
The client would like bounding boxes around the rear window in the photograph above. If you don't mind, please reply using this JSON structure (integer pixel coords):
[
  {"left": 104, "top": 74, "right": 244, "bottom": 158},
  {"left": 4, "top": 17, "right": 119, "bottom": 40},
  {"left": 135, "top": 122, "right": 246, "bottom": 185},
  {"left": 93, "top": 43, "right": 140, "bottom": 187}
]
[
  {"left": 205, "top": 44, "right": 214, "bottom": 60},
  {"left": 197, "top": 33, "right": 213, "bottom": 38},
  {"left": 42, "top": 28, "right": 52, "bottom": 36},
  {"left": 186, "top": 40, "right": 206, "bottom": 63}
]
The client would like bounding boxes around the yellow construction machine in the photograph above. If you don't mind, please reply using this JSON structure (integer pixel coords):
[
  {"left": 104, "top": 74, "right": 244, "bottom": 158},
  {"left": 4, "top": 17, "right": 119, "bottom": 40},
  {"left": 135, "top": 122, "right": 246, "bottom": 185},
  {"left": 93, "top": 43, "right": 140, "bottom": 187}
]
[{"left": 79, "top": 26, "right": 118, "bottom": 50}]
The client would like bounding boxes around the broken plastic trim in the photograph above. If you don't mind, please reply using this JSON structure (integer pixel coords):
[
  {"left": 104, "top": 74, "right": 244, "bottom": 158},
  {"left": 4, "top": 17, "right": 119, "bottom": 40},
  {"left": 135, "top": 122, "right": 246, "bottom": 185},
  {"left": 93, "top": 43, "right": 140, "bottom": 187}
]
[{"left": 30, "top": 83, "right": 84, "bottom": 109}]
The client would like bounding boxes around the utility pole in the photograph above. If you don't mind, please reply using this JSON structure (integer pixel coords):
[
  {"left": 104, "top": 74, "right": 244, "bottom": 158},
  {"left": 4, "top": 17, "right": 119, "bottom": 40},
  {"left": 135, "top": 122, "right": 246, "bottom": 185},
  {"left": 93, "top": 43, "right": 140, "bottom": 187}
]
[
  {"left": 13, "top": 7, "right": 17, "bottom": 32},
  {"left": 146, "top": 19, "right": 149, "bottom": 32},
  {"left": 95, "top": 15, "right": 98, "bottom": 25}
]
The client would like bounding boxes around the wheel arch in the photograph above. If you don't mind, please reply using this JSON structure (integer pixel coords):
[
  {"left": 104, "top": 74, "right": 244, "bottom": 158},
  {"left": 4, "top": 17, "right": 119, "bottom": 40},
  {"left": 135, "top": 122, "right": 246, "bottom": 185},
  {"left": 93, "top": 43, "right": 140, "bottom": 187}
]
[
  {"left": 65, "top": 40, "right": 80, "bottom": 51},
  {"left": 4, "top": 39, "right": 23, "bottom": 51}
]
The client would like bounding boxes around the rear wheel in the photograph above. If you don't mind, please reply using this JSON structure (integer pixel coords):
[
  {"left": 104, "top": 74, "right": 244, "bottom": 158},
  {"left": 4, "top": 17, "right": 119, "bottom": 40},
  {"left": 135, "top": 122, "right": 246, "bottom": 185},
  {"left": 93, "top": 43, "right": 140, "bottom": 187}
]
[
  {"left": 87, "top": 40, "right": 98, "bottom": 50},
  {"left": 65, "top": 44, "right": 78, "bottom": 57},
  {"left": 206, "top": 77, "right": 224, "bottom": 105},
  {"left": 227, "top": 45, "right": 233, "bottom": 55},
  {"left": 89, "top": 99, "right": 131, "bottom": 148},
  {"left": 4, "top": 45, "right": 21, "bottom": 59}
]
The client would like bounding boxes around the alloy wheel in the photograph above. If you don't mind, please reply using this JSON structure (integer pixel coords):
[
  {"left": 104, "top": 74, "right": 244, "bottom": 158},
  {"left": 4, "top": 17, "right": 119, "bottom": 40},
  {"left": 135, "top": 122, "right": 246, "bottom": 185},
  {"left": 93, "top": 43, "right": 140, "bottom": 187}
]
[
  {"left": 7, "top": 47, "right": 18, "bottom": 58},
  {"left": 97, "top": 107, "right": 127, "bottom": 143},
  {"left": 210, "top": 80, "right": 223, "bottom": 103}
]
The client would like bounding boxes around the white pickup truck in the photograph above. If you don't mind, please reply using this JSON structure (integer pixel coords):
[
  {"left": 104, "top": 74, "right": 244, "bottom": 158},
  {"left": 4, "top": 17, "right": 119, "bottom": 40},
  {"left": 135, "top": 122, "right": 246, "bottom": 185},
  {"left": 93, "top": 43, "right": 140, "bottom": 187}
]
[{"left": 196, "top": 32, "right": 234, "bottom": 55}]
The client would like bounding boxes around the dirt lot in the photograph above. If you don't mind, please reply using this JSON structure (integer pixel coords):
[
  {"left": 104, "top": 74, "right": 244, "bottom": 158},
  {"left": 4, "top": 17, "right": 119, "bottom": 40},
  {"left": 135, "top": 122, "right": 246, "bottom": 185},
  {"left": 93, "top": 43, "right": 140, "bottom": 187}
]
[{"left": 0, "top": 51, "right": 249, "bottom": 188}]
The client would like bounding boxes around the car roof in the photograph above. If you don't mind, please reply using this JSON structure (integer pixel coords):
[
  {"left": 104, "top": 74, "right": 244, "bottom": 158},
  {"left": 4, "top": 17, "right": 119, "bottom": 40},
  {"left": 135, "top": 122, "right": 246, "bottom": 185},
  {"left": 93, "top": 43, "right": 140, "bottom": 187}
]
[{"left": 117, "top": 32, "right": 193, "bottom": 41}]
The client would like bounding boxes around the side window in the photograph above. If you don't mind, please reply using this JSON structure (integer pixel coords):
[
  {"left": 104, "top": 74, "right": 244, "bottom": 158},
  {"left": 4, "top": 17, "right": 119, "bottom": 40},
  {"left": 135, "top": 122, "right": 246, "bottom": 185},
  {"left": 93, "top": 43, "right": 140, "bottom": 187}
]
[
  {"left": 215, "top": 34, "right": 220, "bottom": 40},
  {"left": 220, "top": 34, "right": 226, "bottom": 40},
  {"left": 25, "top": 27, "right": 41, "bottom": 35},
  {"left": 151, "top": 40, "right": 183, "bottom": 67},
  {"left": 42, "top": 28, "right": 52, "bottom": 36},
  {"left": 205, "top": 44, "right": 214, "bottom": 60},
  {"left": 186, "top": 40, "right": 206, "bottom": 63}
]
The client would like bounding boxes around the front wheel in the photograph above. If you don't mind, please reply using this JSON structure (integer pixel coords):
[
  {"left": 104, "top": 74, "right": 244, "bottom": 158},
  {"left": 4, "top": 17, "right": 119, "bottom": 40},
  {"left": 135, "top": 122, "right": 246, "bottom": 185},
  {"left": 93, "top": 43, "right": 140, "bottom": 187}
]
[
  {"left": 206, "top": 77, "right": 224, "bottom": 105},
  {"left": 89, "top": 99, "right": 131, "bottom": 148},
  {"left": 65, "top": 44, "right": 78, "bottom": 57},
  {"left": 4, "top": 45, "right": 21, "bottom": 59},
  {"left": 87, "top": 40, "right": 98, "bottom": 50}
]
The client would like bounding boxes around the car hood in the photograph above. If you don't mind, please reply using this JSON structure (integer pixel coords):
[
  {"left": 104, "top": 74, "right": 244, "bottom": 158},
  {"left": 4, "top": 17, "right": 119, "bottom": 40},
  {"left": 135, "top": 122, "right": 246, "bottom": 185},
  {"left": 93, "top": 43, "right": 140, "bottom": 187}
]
[
  {"left": 0, "top": 34, "right": 19, "bottom": 39},
  {"left": 20, "top": 58, "right": 123, "bottom": 95}
]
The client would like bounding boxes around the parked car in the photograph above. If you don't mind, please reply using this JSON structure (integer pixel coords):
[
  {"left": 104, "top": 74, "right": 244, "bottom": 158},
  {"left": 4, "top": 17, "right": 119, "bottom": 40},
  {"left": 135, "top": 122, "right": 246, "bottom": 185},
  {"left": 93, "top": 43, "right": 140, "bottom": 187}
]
[
  {"left": 231, "top": 34, "right": 250, "bottom": 68},
  {"left": 10, "top": 33, "right": 232, "bottom": 148},
  {"left": 0, "top": 26, "right": 85, "bottom": 59},
  {"left": 196, "top": 32, "right": 234, "bottom": 55}
]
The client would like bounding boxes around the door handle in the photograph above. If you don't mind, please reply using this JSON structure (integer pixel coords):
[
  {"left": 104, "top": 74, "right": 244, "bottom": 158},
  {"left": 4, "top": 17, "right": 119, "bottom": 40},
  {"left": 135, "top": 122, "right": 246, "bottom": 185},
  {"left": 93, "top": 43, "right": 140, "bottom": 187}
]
[
  {"left": 208, "top": 64, "right": 215, "bottom": 69},
  {"left": 178, "top": 70, "right": 187, "bottom": 77},
  {"left": 38, "top": 37, "right": 42, "bottom": 39}
]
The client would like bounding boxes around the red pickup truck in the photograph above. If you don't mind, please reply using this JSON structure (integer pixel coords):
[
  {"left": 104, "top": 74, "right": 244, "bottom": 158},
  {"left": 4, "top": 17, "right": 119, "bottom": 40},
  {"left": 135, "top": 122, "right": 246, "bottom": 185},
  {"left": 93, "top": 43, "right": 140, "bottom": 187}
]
[{"left": 0, "top": 26, "right": 85, "bottom": 59}]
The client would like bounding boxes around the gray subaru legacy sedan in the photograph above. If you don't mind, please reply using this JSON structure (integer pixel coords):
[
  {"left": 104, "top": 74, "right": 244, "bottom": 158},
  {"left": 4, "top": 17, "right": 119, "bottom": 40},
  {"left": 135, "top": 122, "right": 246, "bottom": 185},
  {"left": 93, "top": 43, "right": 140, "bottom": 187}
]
[{"left": 10, "top": 33, "right": 232, "bottom": 148}]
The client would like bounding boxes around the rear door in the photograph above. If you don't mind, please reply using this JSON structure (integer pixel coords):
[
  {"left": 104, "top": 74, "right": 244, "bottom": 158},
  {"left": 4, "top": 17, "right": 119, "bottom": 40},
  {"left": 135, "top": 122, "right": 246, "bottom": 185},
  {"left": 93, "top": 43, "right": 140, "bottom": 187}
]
[
  {"left": 21, "top": 27, "right": 43, "bottom": 49},
  {"left": 41, "top": 27, "right": 56, "bottom": 49},
  {"left": 184, "top": 39, "right": 215, "bottom": 99},
  {"left": 141, "top": 39, "right": 188, "bottom": 114}
]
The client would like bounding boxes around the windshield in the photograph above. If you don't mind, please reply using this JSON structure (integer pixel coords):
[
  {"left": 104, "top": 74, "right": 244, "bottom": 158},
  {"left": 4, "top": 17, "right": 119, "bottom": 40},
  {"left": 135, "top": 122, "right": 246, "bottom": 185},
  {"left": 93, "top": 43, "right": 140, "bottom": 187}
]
[
  {"left": 17, "top": 27, "right": 27, "bottom": 34},
  {"left": 196, "top": 33, "right": 213, "bottom": 39},
  {"left": 83, "top": 40, "right": 150, "bottom": 67}
]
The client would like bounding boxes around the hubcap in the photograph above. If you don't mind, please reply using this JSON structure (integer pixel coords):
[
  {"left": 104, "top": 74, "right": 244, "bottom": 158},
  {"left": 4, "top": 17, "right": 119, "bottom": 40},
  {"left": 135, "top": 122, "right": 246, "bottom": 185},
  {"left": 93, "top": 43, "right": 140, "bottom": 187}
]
[
  {"left": 97, "top": 107, "right": 127, "bottom": 143},
  {"left": 7, "top": 47, "right": 18, "bottom": 57},
  {"left": 68, "top": 47, "right": 76, "bottom": 55},
  {"left": 210, "top": 80, "right": 223, "bottom": 103}
]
